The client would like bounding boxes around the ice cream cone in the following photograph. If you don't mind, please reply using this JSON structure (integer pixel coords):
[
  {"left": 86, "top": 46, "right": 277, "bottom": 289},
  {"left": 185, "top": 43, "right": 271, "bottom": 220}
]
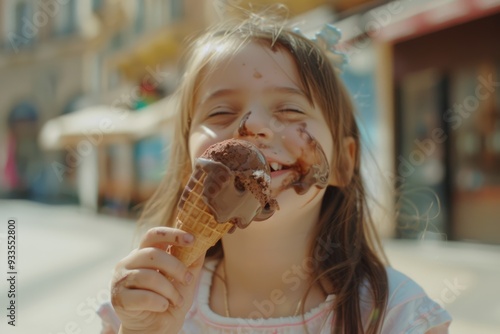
[
  {"left": 170, "top": 171, "right": 233, "bottom": 267},
  {"left": 170, "top": 139, "right": 278, "bottom": 267}
]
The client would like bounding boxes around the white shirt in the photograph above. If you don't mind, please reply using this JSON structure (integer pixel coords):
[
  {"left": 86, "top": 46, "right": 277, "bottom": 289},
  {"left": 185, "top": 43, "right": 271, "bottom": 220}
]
[
  {"left": 98, "top": 259, "right": 452, "bottom": 333},
  {"left": 181, "top": 260, "right": 451, "bottom": 333}
]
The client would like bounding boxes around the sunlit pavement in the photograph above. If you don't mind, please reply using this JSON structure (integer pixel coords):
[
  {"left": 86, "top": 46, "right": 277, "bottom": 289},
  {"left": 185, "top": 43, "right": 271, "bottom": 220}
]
[
  {"left": 384, "top": 239, "right": 500, "bottom": 334},
  {"left": 1, "top": 200, "right": 499, "bottom": 333},
  {"left": 0, "top": 200, "right": 136, "bottom": 334}
]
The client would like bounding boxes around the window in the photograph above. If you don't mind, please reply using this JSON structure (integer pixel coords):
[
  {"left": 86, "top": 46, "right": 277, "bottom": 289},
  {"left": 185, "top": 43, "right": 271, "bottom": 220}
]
[
  {"left": 15, "top": 2, "right": 29, "bottom": 36},
  {"left": 12, "top": 1, "right": 34, "bottom": 48},
  {"left": 134, "top": 0, "right": 145, "bottom": 34},
  {"left": 92, "top": 0, "right": 104, "bottom": 13},
  {"left": 169, "top": 0, "right": 184, "bottom": 21},
  {"left": 51, "top": 0, "right": 76, "bottom": 37}
]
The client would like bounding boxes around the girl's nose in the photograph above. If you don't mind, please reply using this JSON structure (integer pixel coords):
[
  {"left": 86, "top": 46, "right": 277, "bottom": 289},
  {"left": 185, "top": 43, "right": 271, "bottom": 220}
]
[{"left": 235, "top": 111, "right": 274, "bottom": 144}]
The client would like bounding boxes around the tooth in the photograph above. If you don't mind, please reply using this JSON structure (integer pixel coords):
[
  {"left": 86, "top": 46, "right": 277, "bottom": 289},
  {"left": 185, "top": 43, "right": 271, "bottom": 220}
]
[{"left": 270, "top": 162, "right": 280, "bottom": 171}]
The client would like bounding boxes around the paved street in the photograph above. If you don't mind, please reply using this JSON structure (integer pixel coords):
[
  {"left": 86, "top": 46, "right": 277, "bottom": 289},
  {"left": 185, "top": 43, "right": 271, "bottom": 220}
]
[
  {"left": 0, "top": 200, "right": 499, "bottom": 333},
  {"left": 0, "top": 200, "right": 136, "bottom": 334},
  {"left": 384, "top": 239, "right": 500, "bottom": 333}
]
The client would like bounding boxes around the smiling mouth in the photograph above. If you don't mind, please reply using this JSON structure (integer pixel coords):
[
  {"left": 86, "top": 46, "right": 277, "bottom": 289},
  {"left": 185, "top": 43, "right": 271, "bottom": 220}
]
[
  {"left": 269, "top": 162, "right": 288, "bottom": 172},
  {"left": 269, "top": 161, "right": 300, "bottom": 187},
  {"left": 269, "top": 162, "right": 299, "bottom": 179},
  {"left": 269, "top": 160, "right": 305, "bottom": 175}
]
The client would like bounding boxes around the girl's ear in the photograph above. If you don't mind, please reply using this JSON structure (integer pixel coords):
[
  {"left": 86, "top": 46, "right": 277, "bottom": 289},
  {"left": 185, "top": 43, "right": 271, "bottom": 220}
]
[{"left": 329, "top": 137, "right": 357, "bottom": 187}]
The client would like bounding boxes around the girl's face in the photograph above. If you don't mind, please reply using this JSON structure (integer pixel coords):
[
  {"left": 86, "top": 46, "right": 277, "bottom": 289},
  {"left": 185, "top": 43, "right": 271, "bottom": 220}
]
[{"left": 189, "top": 42, "right": 334, "bottom": 212}]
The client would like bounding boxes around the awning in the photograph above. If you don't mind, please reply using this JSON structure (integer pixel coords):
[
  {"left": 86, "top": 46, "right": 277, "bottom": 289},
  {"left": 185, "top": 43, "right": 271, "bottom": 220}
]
[
  {"left": 376, "top": 0, "right": 500, "bottom": 42},
  {"left": 39, "top": 97, "right": 176, "bottom": 150},
  {"left": 328, "top": 0, "right": 500, "bottom": 44}
]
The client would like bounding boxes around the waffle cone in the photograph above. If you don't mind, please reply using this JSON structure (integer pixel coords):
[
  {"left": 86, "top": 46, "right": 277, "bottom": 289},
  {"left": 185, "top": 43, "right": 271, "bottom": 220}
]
[{"left": 170, "top": 172, "right": 233, "bottom": 267}]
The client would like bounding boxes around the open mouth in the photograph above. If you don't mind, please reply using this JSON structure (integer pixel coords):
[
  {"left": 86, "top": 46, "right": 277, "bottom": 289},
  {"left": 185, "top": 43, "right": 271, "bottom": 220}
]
[
  {"left": 268, "top": 161, "right": 302, "bottom": 189},
  {"left": 269, "top": 162, "right": 287, "bottom": 172},
  {"left": 269, "top": 162, "right": 296, "bottom": 176},
  {"left": 269, "top": 160, "right": 305, "bottom": 174}
]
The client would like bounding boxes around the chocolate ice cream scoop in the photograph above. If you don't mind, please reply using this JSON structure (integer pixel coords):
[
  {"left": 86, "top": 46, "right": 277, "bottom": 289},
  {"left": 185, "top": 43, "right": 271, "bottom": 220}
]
[{"left": 180, "top": 139, "right": 278, "bottom": 230}]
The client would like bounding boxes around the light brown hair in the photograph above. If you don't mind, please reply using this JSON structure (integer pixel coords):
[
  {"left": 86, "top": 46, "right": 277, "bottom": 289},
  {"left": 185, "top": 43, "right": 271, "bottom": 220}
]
[{"left": 139, "top": 10, "right": 388, "bottom": 334}]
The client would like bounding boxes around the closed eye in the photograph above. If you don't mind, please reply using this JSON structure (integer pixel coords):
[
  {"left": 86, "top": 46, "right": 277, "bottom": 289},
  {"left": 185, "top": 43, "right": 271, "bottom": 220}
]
[
  {"left": 278, "top": 108, "right": 304, "bottom": 114},
  {"left": 208, "top": 110, "right": 236, "bottom": 117},
  {"left": 205, "top": 109, "right": 239, "bottom": 127},
  {"left": 275, "top": 108, "right": 306, "bottom": 121}
]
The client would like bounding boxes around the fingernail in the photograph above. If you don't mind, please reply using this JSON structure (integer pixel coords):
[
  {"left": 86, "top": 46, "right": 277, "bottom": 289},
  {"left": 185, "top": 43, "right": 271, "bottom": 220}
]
[
  {"left": 177, "top": 295, "right": 184, "bottom": 307},
  {"left": 183, "top": 234, "right": 194, "bottom": 243},
  {"left": 184, "top": 271, "right": 193, "bottom": 285}
]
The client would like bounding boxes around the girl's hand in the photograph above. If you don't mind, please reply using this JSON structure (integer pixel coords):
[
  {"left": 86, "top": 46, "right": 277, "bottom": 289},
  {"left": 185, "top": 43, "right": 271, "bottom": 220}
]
[{"left": 111, "top": 227, "right": 204, "bottom": 334}]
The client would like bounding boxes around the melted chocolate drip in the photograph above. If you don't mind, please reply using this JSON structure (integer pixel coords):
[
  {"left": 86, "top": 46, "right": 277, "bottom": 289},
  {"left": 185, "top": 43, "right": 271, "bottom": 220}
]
[
  {"left": 290, "top": 125, "right": 329, "bottom": 194},
  {"left": 239, "top": 115, "right": 329, "bottom": 197},
  {"left": 238, "top": 111, "right": 252, "bottom": 137}
]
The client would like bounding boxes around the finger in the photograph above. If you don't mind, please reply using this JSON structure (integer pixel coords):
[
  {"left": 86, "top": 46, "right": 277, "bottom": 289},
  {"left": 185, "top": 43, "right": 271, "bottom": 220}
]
[
  {"left": 120, "top": 269, "right": 184, "bottom": 307},
  {"left": 169, "top": 253, "right": 207, "bottom": 316},
  {"left": 126, "top": 247, "right": 193, "bottom": 285},
  {"left": 139, "top": 227, "right": 194, "bottom": 250},
  {"left": 113, "top": 288, "right": 170, "bottom": 313}
]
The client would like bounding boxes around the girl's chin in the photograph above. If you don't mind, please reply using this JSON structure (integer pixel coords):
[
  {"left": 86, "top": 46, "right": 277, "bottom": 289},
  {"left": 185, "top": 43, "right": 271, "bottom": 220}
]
[
  {"left": 269, "top": 182, "right": 325, "bottom": 215},
  {"left": 271, "top": 187, "right": 308, "bottom": 210}
]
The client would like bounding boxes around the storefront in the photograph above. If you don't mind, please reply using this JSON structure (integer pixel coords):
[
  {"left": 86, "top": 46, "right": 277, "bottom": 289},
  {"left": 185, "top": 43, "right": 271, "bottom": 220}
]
[
  {"left": 376, "top": 0, "right": 500, "bottom": 243},
  {"left": 39, "top": 98, "right": 176, "bottom": 215}
]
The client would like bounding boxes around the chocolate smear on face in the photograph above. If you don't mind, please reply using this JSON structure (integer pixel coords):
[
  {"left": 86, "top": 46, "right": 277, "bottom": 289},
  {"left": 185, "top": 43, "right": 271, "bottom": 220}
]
[
  {"left": 291, "top": 126, "right": 329, "bottom": 194},
  {"left": 238, "top": 111, "right": 252, "bottom": 137},
  {"left": 278, "top": 124, "right": 330, "bottom": 196}
]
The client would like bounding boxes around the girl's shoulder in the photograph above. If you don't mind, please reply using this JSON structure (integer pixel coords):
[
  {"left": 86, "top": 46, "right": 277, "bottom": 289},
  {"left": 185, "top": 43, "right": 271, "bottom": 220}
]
[
  {"left": 385, "top": 266, "right": 428, "bottom": 304},
  {"left": 372, "top": 266, "right": 452, "bottom": 333}
]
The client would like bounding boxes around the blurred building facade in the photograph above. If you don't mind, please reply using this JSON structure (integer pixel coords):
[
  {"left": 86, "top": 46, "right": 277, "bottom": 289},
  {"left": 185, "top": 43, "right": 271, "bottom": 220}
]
[
  {"left": 1, "top": 0, "right": 499, "bottom": 244},
  {"left": 1, "top": 0, "right": 372, "bottom": 211},
  {"left": 0, "top": 0, "right": 104, "bottom": 202},
  {"left": 0, "top": 0, "right": 203, "bottom": 212},
  {"left": 0, "top": 0, "right": 126, "bottom": 203},
  {"left": 373, "top": 0, "right": 500, "bottom": 243}
]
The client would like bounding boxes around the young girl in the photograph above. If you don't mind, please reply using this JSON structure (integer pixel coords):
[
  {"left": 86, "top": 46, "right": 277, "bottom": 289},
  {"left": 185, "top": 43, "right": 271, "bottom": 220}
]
[{"left": 102, "top": 10, "right": 452, "bottom": 334}]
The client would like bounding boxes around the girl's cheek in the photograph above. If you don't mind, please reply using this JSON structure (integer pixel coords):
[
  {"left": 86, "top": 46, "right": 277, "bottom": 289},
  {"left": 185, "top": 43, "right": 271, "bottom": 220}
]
[{"left": 281, "top": 126, "right": 305, "bottom": 158}]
